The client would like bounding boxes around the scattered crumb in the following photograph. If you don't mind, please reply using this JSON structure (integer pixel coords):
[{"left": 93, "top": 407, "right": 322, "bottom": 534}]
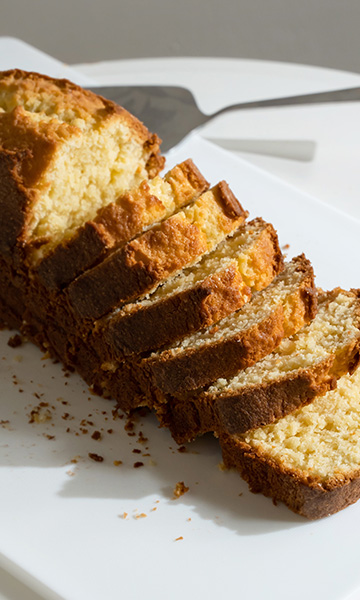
[
  {"left": 88, "top": 452, "right": 104, "bottom": 462},
  {"left": 119, "top": 512, "right": 128, "bottom": 519},
  {"left": 7, "top": 334, "right": 23, "bottom": 348},
  {"left": 44, "top": 434, "right": 55, "bottom": 440},
  {"left": 238, "top": 493, "right": 243, "bottom": 497},
  {"left": 137, "top": 431, "right": 148, "bottom": 444},
  {"left": 70, "top": 456, "right": 81, "bottom": 464},
  {"left": 218, "top": 462, "right": 227, "bottom": 471},
  {"left": 107, "top": 429, "right": 113, "bottom": 434},
  {"left": 173, "top": 482, "right": 189, "bottom": 499},
  {"left": 124, "top": 417, "right": 135, "bottom": 432},
  {"left": 133, "top": 461, "right": 144, "bottom": 468},
  {"left": 28, "top": 405, "right": 52, "bottom": 424},
  {"left": 174, "top": 537, "right": 183, "bottom": 542},
  {"left": 132, "top": 448, "right": 141, "bottom": 454},
  {"left": 61, "top": 413, "right": 74, "bottom": 421},
  {"left": 66, "top": 470, "right": 75, "bottom": 477},
  {"left": 134, "top": 513, "right": 147, "bottom": 519},
  {"left": 113, "top": 460, "right": 123, "bottom": 466},
  {"left": 187, "top": 518, "right": 191, "bottom": 522},
  {"left": 13, "top": 355, "right": 23, "bottom": 363},
  {"left": 150, "top": 507, "right": 157, "bottom": 512},
  {"left": 91, "top": 430, "right": 102, "bottom": 441},
  {"left": 282, "top": 243, "right": 290, "bottom": 250},
  {"left": 0, "top": 420, "right": 11, "bottom": 429}
]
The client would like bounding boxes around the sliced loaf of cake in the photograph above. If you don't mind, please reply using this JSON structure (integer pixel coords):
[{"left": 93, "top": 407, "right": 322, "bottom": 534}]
[
  {"left": 159, "top": 289, "right": 360, "bottom": 443},
  {"left": 220, "top": 366, "right": 360, "bottom": 519},
  {"left": 0, "top": 69, "right": 163, "bottom": 265},
  {"left": 148, "top": 254, "right": 316, "bottom": 396},
  {"left": 101, "top": 218, "right": 283, "bottom": 359},
  {"left": 35, "top": 159, "right": 209, "bottom": 290},
  {"left": 67, "top": 181, "right": 248, "bottom": 320}
]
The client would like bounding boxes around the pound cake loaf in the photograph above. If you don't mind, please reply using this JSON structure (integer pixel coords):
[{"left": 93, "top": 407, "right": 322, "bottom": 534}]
[
  {"left": 101, "top": 218, "right": 283, "bottom": 359},
  {"left": 35, "top": 159, "right": 209, "bottom": 290},
  {"left": 0, "top": 69, "right": 163, "bottom": 265},
  {"left": 160, "top": 289, "right": 360, "bottom": 443},
  {"left": 149, "top": 254, "right": 316, "bottom": 397},
  {"left": 67, "top": 181, "right": 248, "bottom": 320},
  {"left": 220, "top": 367, "right": 360, "bottom": 519}
]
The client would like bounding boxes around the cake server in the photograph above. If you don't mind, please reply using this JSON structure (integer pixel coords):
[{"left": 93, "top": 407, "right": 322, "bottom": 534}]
[{"left": 87, "top": 84, "right": 360, "bottom": 153}]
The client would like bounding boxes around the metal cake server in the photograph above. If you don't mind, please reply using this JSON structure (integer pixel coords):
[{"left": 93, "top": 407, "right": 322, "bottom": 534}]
[{"left": 88, "top": 84, "right": 360, "bottom": 153}]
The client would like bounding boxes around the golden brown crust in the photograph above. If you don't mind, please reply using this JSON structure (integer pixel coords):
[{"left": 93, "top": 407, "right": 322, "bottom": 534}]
[
  {"left": 146, "top": 256, "right": 314, "bottom": 396},
  {"left": 0, "top": 69, "right": 158, "bottom": 144},
  {"left": 67, "top": 183, "right": 247, "bottom": 320},
  {"left": 35, "top": 160, "right": 209, "bottom": 290},
  {"left": 0, "top": 70, "right": 164, "bottom": 260},
  {"left": 103, "top": 219, "right": 283, "bottom": 359},
  {"left": 220, "top": 433, "right": 360, "bottom": 519},
  {"left": 160, "top": 339, "right": 360, "bottom": 444}
]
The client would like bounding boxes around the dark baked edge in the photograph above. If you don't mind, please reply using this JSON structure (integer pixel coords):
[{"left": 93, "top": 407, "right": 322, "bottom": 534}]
[
  {"left": 35, "top": 160, "right": 209, "bottom": 290},
  {"left": 103, "top": 218, "right": 283, "bottom": 358},
  {"left": 67, "top": 183, "right": 247, "bottom": 320},
  {"left": 220, "top": 432, "right": 360, "bottom": 519},
  {"left": 158, "top": 338, "right": 360, "bottom": 444},
  {"left": 147, "top": 255, "right": 316, "bottom": 395}
]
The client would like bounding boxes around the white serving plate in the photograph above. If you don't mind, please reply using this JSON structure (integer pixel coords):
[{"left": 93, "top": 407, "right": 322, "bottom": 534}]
[{"left": 1, "top": 37, "right": 360, "bottom": 600}]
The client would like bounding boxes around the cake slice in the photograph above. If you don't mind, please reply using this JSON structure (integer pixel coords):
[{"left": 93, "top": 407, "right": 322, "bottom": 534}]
[
  {"left": 101, "top": 218, "right": 283, "bottom": 359},
  {"left": 0, "top": 69, "right": 163, "bottom": 264},
  {"left": 67, "top": 181, "right": 247, "bottom": 320},
  {"left": 148, "top": 254, "right": 316, "bottom": 396},
  {"left": 160, "top": 289, "right": 360, "bottom": 443},
  {"left": 35, "top": 160, "right": 209, "bottom": 290},
  {"left": 220, "top": 366, "right": 360, "bottom": 519}
]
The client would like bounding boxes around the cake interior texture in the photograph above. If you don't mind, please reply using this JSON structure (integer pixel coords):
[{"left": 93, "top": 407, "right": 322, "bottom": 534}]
[
  {"left": 209, "top": 290, "right": 360, "bottom": 394},
  {"left": 0, "top": 71, "right": 162, "bottom": 259},
  {"left": 240, "top": 367, "right": 360, "bottom": 481},
  {"left": 115, "top": 218, "right": 278, "bottom": 318},
  {"left": 170, "top": 255, "right": 311, "bottom": 354}
]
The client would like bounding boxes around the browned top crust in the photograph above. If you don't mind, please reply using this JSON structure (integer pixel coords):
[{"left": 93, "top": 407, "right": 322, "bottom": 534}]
[
  {"left": 0, "top": 69, "right": 157, "bottom": 143},
  {"left": 35, "top": 159, "right": 209, "bottom": 290},
  {"left": 102, "top": 218, "right": 283, "bottom": 359},
  {"left": 67, "top": 182, "right": 247, "bottom": 320},
  {"left": 0, "top": 70, "right": 164, "bottom": 262},
  {"left": 148, "top": 255, "right": 316, "bottom": 396}
]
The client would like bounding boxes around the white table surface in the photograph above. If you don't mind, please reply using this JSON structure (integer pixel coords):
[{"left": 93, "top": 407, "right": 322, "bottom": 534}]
[{"left": 1, "top": 52, "right": 360, "bottom": 600}]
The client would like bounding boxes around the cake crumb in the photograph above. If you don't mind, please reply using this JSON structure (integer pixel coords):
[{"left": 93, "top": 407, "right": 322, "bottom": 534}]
[
  {"left": 174, "top": 536, "right": 183, "bottom": 542},
  {"left": 119, "top": 512, "right": 128, "bottom": 519},
  {"left": 177, "top": 445, "right": 187, "bottom": 453},
  {"left": 137, "top": 431, "right": 148, "bottom": 444},
  {"left": 88, "top": 452, "right": 104, "bottom": 462},
  {"left": 132, "top": 448, "right": 141, "bottom": 454},
  {"left": 150, "top": 507, "right": 157, "bottom": 512},
  {"left": 113, "top": 460, "right": 123, "bottom": 466},
  {"left": 66, "top": 470, "right": 75, "bottom": 477},
  {"left": 133, "top": 461, "right": 144, "bottom": 468},
  {"left": 29, "top": 405, "right": 52, "bottom": 424},
  {"left": 91, "top": 430, "right": 102, "bottom": 441},
  {"left": 134, "top": 513, "right": 147, "bottom": 519},
  {"left": 173, "top": 481, "right": 189, "bottom": 499},
  {"left": 218, "top": 461, "right": 227, "bottom": 471},
  {"left": 7, "top": 334, "right": 23, "bottom": 348}
]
